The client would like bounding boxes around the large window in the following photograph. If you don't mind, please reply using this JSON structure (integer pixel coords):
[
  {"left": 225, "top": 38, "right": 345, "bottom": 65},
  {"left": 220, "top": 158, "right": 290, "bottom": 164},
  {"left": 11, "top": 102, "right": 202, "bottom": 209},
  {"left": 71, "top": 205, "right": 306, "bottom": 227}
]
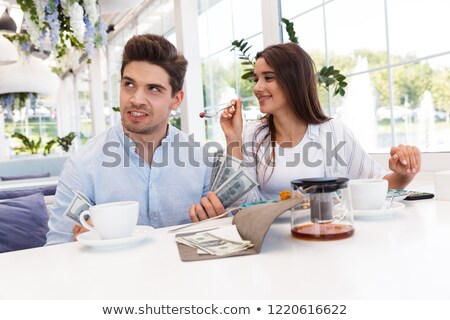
[
  {"left": 75, "top": 66, "right": 93, "bottom": 144},
  {"left": 281, "top": 0, "right": 450, "bottom": 152},
  {"left": 2, "top": 94, "right": 57, "bottom": 158},
  {"left": 106, "top": 0, "right": 178, "bottom": 130},
  {"left": 199, "top": 0, "right": 264, "bottom": 142}
]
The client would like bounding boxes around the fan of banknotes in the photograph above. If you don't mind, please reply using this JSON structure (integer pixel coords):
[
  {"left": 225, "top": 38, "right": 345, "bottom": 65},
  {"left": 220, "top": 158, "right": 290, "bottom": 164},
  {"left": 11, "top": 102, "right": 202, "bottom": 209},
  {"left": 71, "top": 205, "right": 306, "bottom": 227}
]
[
  {"left": 63, "top": 152, "right": 258, "bottom": 225},
  {"left": 176, "top": 225, "right": 253, "bottom": 256},
  {"left": 210, "top": 151, "right": 258, "bottom": 208}
]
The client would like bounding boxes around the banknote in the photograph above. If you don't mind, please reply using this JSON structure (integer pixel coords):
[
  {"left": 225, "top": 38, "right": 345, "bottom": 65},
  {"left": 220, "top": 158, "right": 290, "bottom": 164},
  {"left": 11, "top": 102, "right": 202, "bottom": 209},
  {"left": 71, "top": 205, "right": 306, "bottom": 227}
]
[
  {"left": 211, "top": 154, "right": 242, "bottom": 191},
  {"left": 177, "top": 231, "right": 253, "bottom": 256},
  {"left": 215, "top": 169, "right": 258, "bottom": 208},
  {"left": 63, "top": 189, "right": 93, "bottom": 225},
  {"left": 210, "top": 150, "right": 224, "bottom": 188}
]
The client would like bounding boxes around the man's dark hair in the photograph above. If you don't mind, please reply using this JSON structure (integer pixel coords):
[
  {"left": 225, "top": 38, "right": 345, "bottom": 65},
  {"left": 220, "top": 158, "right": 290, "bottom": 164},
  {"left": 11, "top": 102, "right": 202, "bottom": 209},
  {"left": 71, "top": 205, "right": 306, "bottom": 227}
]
[{"left": 121, "top": 34, "right": 188, "bottom": 96}]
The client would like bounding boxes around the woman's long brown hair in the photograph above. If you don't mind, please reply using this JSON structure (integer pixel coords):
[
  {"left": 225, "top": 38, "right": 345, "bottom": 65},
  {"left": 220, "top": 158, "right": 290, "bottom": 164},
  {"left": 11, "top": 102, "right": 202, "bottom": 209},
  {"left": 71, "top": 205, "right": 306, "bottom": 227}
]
[{"left": 252, "top": 43, "right": 330, "bottom": 184}]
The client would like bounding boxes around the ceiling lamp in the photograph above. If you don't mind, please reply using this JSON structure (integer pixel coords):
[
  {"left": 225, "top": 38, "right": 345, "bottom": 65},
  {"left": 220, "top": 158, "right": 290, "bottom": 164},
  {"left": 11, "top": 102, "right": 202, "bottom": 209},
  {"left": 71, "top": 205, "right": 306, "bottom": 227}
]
[
  {"left": 0, "top": 8, "right": 17, "bottom": 33},
  {"left": 0, "top": 56, "right": 60, "bottom": 95},
  {"left": 0, "top": 35, "right": 18, "bottom": 65}
]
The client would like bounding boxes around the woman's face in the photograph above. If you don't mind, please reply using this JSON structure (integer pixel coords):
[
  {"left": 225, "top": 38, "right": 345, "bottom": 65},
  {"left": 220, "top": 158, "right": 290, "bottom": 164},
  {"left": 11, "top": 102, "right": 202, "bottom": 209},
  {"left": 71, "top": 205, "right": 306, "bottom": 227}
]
[{"left": 253, "top": 58, "right": 288, "bottom": 116}]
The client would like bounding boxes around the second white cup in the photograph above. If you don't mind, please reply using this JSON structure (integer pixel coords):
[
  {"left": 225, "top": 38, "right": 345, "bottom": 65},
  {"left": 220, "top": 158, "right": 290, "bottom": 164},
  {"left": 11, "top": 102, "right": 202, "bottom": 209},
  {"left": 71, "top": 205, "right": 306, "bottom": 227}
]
[
  {"left": 79, "top": 201, "right": 139, "bottom": 239},
  {"left": 349, "top": 179, "right": 388, "bottom": 210}
]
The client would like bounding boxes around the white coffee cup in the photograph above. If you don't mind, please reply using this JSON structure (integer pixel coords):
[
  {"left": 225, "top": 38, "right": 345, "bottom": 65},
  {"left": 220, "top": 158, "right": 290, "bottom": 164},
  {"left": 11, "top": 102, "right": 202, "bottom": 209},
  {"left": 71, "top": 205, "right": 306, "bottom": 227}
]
[
  {"left": 79, "top": 201, "right": 139, "bottom": 239},
  {"left": 349, "top": 179, "right": 388, "bottom": 210},
  {"left": 434, "top": 170, "right": 450, "bottom": 201}
]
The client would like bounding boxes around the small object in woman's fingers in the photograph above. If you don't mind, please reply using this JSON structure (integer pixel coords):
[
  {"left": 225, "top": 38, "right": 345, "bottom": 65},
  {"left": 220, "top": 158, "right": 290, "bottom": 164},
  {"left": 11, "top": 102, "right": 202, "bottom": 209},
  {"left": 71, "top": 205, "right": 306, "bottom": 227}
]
[{"left": 199, "top": 105, "right": 233, "bottom": 119}]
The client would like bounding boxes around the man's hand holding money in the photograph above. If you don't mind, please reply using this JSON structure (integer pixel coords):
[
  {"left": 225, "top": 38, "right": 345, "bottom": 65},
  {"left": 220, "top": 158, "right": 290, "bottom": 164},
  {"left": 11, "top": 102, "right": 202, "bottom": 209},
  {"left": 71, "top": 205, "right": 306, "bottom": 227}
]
[
  {"left": 190, "top": 153, "right": 258, "bottom": 222},
  {"left": 189, "top": 192, "right": 225, "bottom": 222}
]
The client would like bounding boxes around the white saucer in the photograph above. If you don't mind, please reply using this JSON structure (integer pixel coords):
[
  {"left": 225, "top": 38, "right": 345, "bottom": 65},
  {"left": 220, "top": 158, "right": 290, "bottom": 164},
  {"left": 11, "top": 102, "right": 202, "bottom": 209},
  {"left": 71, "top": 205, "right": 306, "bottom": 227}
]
[
  {"left": 77, "top": 225, "right": 153, "bottom": 248},
  {"left": 353, "top": 201, "right": 405, "bottom": 220}
]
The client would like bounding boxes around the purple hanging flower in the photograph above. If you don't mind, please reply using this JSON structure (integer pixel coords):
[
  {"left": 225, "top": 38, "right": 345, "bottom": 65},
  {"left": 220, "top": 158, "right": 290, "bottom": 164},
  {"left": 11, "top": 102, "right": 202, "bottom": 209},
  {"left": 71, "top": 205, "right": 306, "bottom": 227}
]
[
  {"left": 45, "top": 0, "right": 61, "bottom": 50},
  {"left": 17, "top": 0, "right": 107, "bottom": 62},
  {"left": 95, "top": 16, "right": 108, "bottom": 47},
  {"left": 20, "top": 41, "right": 31, "bottom": 53},
  {"left": 1, "top": 94, "right": 15, "bottom": 110},
  {"left": 29, "top": 93, "right": 37, "bottom": 111},
  {"left": 38, "top": 29, "right": 47, "bottom": 49},
  {"left": 84, "top": 15, "right": 95, "bottom": 58}
]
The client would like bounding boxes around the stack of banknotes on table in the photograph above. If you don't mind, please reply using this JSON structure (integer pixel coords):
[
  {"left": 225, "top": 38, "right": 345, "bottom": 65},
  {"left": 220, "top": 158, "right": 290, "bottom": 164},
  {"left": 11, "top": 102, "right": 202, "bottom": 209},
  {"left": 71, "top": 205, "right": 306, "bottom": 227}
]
[
  {"left": 176, "top": 225, "right": 253, "bottom": 256},
  {"left": 210, "top": 151, "right": 258, "bottom": 208}
]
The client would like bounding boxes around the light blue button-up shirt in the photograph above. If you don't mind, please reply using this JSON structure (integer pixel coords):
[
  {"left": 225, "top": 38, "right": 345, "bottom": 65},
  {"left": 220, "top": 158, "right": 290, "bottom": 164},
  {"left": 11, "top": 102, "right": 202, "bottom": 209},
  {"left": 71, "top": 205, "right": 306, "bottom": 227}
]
[{"left": 46, "top": 124, "right": 211, "bottom": 245}]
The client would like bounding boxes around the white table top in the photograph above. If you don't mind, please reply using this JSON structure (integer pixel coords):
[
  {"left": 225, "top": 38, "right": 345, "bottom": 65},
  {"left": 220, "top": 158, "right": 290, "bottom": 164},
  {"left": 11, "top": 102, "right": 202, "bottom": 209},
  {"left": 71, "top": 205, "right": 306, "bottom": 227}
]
[
  {"left": 0, "top": 176, "right": 59, "bottom": 191},
  {"left": 1, "top": 191, "right": 449, "bottom": 300}
]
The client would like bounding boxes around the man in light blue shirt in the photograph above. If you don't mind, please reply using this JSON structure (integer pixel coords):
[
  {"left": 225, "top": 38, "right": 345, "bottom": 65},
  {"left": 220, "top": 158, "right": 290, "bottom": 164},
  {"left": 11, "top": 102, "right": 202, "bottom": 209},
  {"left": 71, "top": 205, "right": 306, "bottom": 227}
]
[{"left": 46, "top": 34, "right": 213, "bottom": 245}]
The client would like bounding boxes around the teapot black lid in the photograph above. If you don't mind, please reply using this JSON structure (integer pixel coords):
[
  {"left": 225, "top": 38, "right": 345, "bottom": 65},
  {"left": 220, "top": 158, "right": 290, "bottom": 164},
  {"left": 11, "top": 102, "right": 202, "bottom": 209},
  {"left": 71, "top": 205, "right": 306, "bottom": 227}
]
[{"left": 291, "top": 177, "right": 349, "bottom": 193}]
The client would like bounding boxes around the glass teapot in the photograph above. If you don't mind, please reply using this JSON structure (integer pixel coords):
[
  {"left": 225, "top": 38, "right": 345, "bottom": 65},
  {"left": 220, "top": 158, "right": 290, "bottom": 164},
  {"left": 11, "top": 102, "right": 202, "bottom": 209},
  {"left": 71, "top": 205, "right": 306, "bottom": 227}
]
[{"left": 290, "top": 177, "right": 354, "bottom": 240}]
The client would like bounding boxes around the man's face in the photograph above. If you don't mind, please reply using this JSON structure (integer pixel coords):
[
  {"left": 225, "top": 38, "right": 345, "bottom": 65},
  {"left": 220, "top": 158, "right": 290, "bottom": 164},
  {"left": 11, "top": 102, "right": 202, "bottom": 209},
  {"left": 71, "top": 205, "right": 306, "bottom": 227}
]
[{"left": 120, "top": 61, "right": 183, "bottom": 136}]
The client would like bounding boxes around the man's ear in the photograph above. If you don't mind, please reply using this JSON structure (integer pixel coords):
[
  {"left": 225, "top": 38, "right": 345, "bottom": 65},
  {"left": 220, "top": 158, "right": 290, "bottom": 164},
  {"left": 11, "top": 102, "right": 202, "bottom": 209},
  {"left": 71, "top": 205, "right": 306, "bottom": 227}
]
[{"left": 170, "top": 90, "right": 184, "bottom": 111}]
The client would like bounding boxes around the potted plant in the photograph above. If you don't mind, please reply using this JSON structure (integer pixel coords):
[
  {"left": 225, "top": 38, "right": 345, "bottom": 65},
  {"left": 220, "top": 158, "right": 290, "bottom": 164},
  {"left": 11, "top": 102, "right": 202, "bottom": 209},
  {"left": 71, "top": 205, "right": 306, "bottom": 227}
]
[
  {"left": 11, "top": 131, "right": 76, "bottom": 156},
  {"left": 231, "top": 18, "right": 347, "bottom": 97}
]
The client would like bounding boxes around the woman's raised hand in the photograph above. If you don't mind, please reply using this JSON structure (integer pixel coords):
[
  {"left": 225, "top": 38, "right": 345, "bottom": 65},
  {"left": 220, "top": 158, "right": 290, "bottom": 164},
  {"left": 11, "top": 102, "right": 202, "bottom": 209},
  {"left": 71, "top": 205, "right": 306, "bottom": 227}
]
[{"left": 220, "top": 98, "right": 243, "bottom": 143}]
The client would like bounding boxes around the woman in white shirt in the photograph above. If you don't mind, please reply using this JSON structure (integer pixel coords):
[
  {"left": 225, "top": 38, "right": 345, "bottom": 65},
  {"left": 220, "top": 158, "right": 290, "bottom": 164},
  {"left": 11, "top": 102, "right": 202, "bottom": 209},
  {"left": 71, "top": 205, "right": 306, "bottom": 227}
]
[{"left": 190, "top": 42, "right": 421, "bottom": 221}]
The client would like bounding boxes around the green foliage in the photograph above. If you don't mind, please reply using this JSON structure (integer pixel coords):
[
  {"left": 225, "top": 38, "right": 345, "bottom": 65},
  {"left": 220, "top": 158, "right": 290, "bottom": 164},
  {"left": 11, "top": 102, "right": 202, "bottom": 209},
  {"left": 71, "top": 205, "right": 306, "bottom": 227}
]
[
  {"left": 431, "top": 68, "right": 450, "bottom": 113},
  {"left": 394, "top": 62, "right": 433, "bottom": 108},
  {"left": 354, "top": 49, "right": 388, "bottom": 67},
  {"left": 0, "top": 93, "right": 38, "bottom": 111},
  {"left": 43, "top": 139, "right": 57, "bottom": 156},
  {"left": 112, "top": 106, "right": 120, "bottom": 112},
  {"left": 281, "top": 18, "right": 298, "bottom": 44},
  {"left": 3, "top": 33, "right": 31, "bottom": 52},
  {"left": 169, "top": 113, "right": 181, "bottom": 130},
  {"left": 11, "top": 132, "right": 42, "bottom": 154},
  {"left": 353, "top": 50, "right": 450, "bottom": 112},
  {"left": 51, "top": 66, "right": 64, "bottom": 76},
  {"left": 56, "top": 132, "right": 76, "bottom": 152},
  {"left": 54, "top": 9, "right": 85, "bottom": 60},
  {"left": 11, "top": 131, "right": 76, "bottom": 155},
  {"left": 237, "top": 64, "right": 257, "bottom": 99},
  {"left": 230, "top": 18, "right": 347, "bottom": 97},
  {"left": 16, "top": 0, "right": 106, "bottom": 64},
  {"left": 318, "top": 66, "right": 348, "bottom": 97},
  {"left": 230, "top": 39, "right": 256, "bottom": 82}
]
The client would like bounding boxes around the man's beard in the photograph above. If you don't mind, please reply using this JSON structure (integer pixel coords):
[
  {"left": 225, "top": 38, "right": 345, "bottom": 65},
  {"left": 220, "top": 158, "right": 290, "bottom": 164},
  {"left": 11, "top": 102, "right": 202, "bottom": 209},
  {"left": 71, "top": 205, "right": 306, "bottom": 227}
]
[{"left": 122, "top": 119, "right": 154, "bottom": 135}]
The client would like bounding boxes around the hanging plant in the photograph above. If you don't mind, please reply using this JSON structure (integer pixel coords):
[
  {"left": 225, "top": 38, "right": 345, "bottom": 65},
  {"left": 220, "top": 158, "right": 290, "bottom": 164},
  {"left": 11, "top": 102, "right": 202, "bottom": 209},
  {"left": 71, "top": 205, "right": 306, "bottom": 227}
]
[
  {"left": 0, "top": 92, "right": 38, "bottom": 112},
  {"left": 11, "top": 0, "right": 107, "bottom": 61}
]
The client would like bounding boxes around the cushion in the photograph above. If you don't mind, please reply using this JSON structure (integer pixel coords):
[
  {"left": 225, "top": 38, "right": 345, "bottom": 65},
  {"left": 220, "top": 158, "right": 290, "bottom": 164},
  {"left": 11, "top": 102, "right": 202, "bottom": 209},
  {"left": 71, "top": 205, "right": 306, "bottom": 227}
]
[
  {"left": 0, "top": 185, "right": 57, "bottom": 200},
  {"left": 1, "top": 172, "right": 51, "bottom": 181},
  {"left": 0, "top": 193, "right": 49, "bottom": 253}
]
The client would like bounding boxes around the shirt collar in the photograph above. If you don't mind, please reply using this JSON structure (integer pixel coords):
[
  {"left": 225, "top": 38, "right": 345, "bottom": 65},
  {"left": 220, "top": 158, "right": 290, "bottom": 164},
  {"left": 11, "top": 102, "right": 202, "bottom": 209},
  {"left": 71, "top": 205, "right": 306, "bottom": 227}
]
[
  {"left": 113, "top": 124, "right": 135, "bottom": 150},
  {"left": 306, "top": 122, "right": 320, "bottom": 140},
  {"left": 114, "top": 123, "right": 178, "bottom": 148}
]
